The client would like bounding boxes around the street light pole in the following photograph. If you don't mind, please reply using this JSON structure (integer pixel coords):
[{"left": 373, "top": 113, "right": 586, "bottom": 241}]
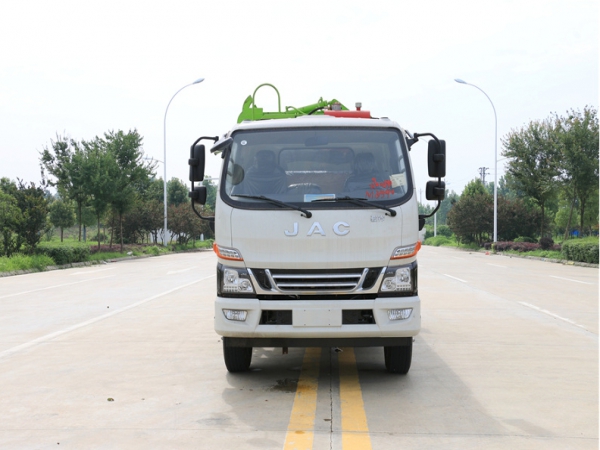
[
  {"left": 454, "top": 78, "right": 498, "bottom": 244},
  {"left": 163, "top": 77, "right": 204, "bottom": 246}
]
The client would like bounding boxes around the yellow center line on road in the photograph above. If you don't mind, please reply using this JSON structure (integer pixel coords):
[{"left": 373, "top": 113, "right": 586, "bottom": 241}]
[
  {"left": 339, "top": 348, "right": 372, "bottom": 450},
  {"left": 284, "top": 347, "right": 321, "bottom": 450}
]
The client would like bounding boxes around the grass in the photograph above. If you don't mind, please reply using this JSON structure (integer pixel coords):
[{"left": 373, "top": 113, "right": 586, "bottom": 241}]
[
  {"left": 503, "top": 249, "right": 564, "bottom": 259},
  {"left": 0, "top": 254, "right": 56, "bottom": 272},
  {"left": 423, "top": 235, "right": 480, "bottom": 250},
  {"left": 88, "top": 252, "right": 132, "bottom": 261}
]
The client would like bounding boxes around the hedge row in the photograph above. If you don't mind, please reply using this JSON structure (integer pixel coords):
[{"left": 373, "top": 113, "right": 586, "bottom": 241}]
[
  {"left": 36, "top": 243, "right": 91, "bottom": 265},
  {"left": 424, "top": 236, "right": 453, "bottom": 247},
  {"left": 561, "top": 240, "right": 599, "bottom": 264}
]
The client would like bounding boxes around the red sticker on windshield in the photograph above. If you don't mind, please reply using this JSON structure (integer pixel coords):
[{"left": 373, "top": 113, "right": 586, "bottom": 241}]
[{"left": 366, "top": 178, "right": 395, "bottom": 198}]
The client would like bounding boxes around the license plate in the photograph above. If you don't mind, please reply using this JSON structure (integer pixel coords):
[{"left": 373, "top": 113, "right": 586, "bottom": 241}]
[{"left": 293, "top": 308, "right": 342, "bottom": 327}]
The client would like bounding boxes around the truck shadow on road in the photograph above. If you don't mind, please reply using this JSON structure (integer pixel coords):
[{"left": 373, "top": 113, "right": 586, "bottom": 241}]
[{"left": 214, "top": 341, "right": 548, "bottom": 440}]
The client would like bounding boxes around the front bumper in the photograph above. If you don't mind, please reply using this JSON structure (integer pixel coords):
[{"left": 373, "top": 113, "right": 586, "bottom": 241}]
[{"left": 214, "top": 295, "right": 420, "bottom": 343}]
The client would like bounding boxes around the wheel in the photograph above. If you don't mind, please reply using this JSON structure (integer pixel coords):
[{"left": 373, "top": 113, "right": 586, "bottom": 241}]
[
  {"left": 222, "top": 338, "right": 252, "bottom": 372},
  {"left": 384, "top": 340, "right": 412, "bottom": 374}
]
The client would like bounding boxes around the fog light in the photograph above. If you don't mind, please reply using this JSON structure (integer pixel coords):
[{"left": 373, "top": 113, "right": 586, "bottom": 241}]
[
  {"left": 387, "top": 308, "right": 412, "bottom": 321},
  {"left": 223, "top": 309, "right": 248, "bottom": 321}
]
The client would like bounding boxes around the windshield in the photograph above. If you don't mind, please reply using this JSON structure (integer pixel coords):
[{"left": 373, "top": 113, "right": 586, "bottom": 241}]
[{"left": 222, "top": 127, "right": 412, "bottom": 207}]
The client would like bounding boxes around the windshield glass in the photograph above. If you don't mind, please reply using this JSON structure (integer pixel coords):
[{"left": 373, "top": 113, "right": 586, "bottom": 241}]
[{"left": 223, "top": 128, "right": 411, "bottom": 206}]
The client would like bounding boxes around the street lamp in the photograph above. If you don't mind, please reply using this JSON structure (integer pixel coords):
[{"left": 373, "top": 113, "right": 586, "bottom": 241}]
[
  {"left": 163, "top": 77, "right": 204, "bottom": 246},
  {"left": 454, "top": 78, "right": 498, "bottom": 244}
]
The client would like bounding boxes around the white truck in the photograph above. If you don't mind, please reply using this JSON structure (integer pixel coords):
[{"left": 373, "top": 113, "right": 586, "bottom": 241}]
[{"left": 188, "top": 84, "right": 446, "bottom": 374}]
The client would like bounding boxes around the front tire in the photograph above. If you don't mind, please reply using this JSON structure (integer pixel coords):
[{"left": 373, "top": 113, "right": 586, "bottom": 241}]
[
  {"left": 223, "top": 338, "right": 252, "bottom": 372},
  {"left": 384, "top": 340, "right": 412, "bottom": 374}
]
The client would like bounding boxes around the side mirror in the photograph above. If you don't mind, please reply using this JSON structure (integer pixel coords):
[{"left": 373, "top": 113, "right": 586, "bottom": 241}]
[
  {"left": 189, "top": 144, "right": 205, "bottom": 182},
  {"left": 428, "top": 139, "right": 446, "bottom": 178},
  {"left": 426, "top": 180, "right": 446, "bottom": 201},
  {"left": 189, "top": 185, "right": 207, "bottom": 205}
]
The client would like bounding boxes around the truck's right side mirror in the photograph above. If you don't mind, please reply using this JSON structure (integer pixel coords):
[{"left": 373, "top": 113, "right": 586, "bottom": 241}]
[
  {"left": 189, "top": 143, "right": 205, "bottom": 182},
  {"left": 426, "top": 180, "right": 446, "bottom": 201},
  {"left": 428, "top": 139, "right": 446, "bottom": 178}
]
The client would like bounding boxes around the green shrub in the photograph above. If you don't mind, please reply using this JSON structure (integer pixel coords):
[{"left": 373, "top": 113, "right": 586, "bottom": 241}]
[
  {"left": 539, "top": 237, "right": 554, "bottom": 250},
  {"left": 91, "top": 232, "right": 107, "bottom": 242},
  {"left": 36, "top": 242, "right": 91, "bottom": 265},
  {"left": 514, "top": 236, "right": 537, "bottom": 243},
  {"left": 424, "top": 236, "right": 452, "bottom": 247},
  {"left": 436, "top": 225, "right": 453, "bottom": 238},
  {"left": 561, "top": 238, "right": 599, "bottom": 264},
  {"left": 424, "top": 225, "right": 434, "bottom": 240},
  {"left": 145, "top": 245, "right": 160, "bottom": 256}
]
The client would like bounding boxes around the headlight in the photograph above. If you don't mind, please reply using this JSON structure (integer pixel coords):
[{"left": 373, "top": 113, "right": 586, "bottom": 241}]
[
  {"left": 379, "top": 262, "right": 417, "bottom": 295},
  {"left": 218, "top": 264, "right": 255, "bottom": 296}
]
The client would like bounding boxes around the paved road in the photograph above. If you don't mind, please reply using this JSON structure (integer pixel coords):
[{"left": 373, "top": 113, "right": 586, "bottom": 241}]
[{"left": 0, "top": 248, "right": 597, "bottom": 449}]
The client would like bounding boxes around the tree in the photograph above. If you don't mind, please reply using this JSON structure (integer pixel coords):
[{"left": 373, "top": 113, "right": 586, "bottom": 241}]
[
  {"left": 0, "top": 190, "right": 21, "bottom": 257},
  {"left": 40, "top": 136, "right": 90, "bottom": 241},
  {"left": 13, "top": 180, "right": 50, "bottom": 253},
  {"left": 167, "top": 178, "right": 189, "bottom": 206},
  {"left": 169, "top": 203, "right": 212, "bottom": 245},
  {"left": 82, "top": 138, "right": 115, "bottom": 250},
  {"left": 447, "top": 193, "right": 493, "bottom": 245},
  {"left": 102, "top": 130, "right": 154, "bottom": 252},
  {"left": 502, "top": 118, "right": 561, "bottom": 237},
  {"left": 40, "top": 136, "right": 88, "bottom": 240},
  {"left": 462, "top": 178, "right": 490, "bottom": 198},
  {"left": 436, "top": 190, "right": 459, "bottom": 226},
  {"left": 145, "top": 178, "right": 165, "bottom": 203},
  {"left": 145, "top": 199, "right": 165, "bottom": 244},
  {"left": 203, "top": 176, "right": 218, "bottom": 210},
  {"left": 496, "top": 197, "right": 540, "bottom": 241},
  {"left": 49, "top": 198, "right": 76, "bottom": 242},
  {"left": 555, "top": 107, "right": 599, "bottom": 238}
]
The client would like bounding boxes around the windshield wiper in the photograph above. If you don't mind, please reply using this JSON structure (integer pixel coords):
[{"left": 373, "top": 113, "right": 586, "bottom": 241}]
[
  {"left": 312, "top": 196, "right": 397, "bottom": 217},
  {"left": 233, "top": 194, "right": 312, "bottom": 218}
]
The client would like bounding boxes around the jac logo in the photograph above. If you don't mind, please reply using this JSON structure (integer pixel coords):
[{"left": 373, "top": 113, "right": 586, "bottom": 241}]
[{"left": 285, "top": 221, "right": 350, "bottom": 237}]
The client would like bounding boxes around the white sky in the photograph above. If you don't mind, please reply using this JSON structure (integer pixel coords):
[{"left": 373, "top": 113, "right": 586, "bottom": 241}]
[{"left": 1, "top": 0, "right": 597, "bottom": 201}]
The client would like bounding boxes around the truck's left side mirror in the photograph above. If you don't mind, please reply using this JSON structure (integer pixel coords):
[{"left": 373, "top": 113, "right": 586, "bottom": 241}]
[
  {"left": 426, "top": 180, "right": 446, "bottom": 201},
  {"left": 189, "top": 185, "right": 207, "bottom": 205},
  {"left": 428, "top": 139, "right": 446, "bottom": 178},
  {"left": 189, "top": 143, "right": 205, "bottom": 182}
]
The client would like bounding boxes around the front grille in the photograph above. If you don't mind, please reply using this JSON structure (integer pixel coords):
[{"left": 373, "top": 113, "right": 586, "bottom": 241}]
[
  {"left": 272, "top": 271, "right": 362, "bottom": 291},
  {"left": 251, "top": 268, "right": 382, "bottom": 294}
]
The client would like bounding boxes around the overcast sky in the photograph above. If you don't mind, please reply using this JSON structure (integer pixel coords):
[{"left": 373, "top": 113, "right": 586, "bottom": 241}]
[{"left": 1, "top": 0, "right": 597, "bottom": 202}]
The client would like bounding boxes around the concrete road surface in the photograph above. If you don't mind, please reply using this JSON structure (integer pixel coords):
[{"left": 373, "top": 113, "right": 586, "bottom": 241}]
[{"left": 0, "top": 247, "right": 597, "bottom": 449}]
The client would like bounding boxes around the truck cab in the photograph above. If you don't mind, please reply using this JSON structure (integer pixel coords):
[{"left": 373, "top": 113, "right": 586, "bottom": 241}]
[{"left": 188, "top": 84, "right": 445, "bottom": 374}]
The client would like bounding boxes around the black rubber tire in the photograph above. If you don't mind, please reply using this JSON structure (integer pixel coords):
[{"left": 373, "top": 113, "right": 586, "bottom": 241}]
[
  {"left": 384, "top": 341, "right": 412, "bottom": 374},
  {"left": 223, "top": 338, "right": 252, "bottom": 372}
]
